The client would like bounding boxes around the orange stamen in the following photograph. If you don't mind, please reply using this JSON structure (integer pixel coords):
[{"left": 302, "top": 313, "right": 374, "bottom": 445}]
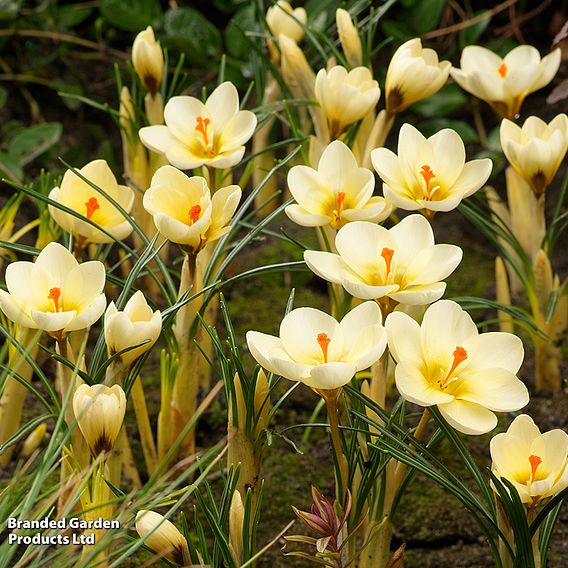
[
  {"left": 441, "top": 346, "right": 468, "bottom": 388},
  {"left": 195, "top": 116, "right": 211, "bottom": 145},
  {"left": 381, "top": 247, "right": 395, "bottom": 277},
  {"left": 48, "top": 287, "right": 62, "bottom": 312},
  {"left": 188, "top": 204, "right": 201, "bottom": 225},
  {"left": 317, "top": 333, "right": 331, "bottom": 363},
  {"left": 498, "top": 63, "right": 507, "bottom": 78},
  {"left": 336, "top": 192, "right": 346, "bottom": 217},
  {"left": 529, "top": 455, "right": 542, "bottom": 484},
  {"left": 420, "top": 165, "right": 435, "bottom": 196},
  {"left": 85, "top": 197, "right": 100, "bottom": 220}
]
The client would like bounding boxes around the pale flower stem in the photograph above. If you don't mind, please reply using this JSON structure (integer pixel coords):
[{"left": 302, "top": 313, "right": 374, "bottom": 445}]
[
  {"left": 131, "top": 375, "right": 158, "bottom": 474},
  {"left": 323, "top": 390, "right": 349, "bottom": 504},
  {"left": 496, "top": 499, "right": 515, "bottom": 568},
  {"left": 207, "top": 165, "right": 217, "bottom": 193},
  {"left": 472, "top": 98, "right": 489, "bottom": 149}
]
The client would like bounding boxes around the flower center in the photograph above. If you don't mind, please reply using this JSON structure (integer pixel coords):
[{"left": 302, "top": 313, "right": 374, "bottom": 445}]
[
  {"left": 317, "top": 333, "right": 331, "bottom": 363},
  {"left": 333, "top": 192, "right": 346, "bottom": 226},
  {"left": 85, "top": 197, "right": 100, "bottom": 220},
  {"left": 195, "top": 116, "right": 211, "bottom": 146},
  {"left": 498, "top": 63, "right": 508, "bottom": 78},
  {"left": 381, "top": 247, "right": 394, "bottom": 277},
  {"left": 188, "top": 204, "right": 202, "bottom": 225},
  {"left": 439, "top": 346, "right": 467, "bottom": 388},
  {"left": 528, "top": 454, "right": 542, "bottom": 484},
  {"left": 48, "top": 287, "right": 62, "bottom": 312},
  {"left": 420, "top": 165, "right": 436, "bottom": 198}
]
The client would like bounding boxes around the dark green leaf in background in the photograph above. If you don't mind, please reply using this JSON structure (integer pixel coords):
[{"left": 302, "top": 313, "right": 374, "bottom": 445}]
[
  {"left": 100, "top": 0, "right": 161, "bottom": 32},
  {"left": 8, "top": 123, "right": 62, "bottom": 166}
]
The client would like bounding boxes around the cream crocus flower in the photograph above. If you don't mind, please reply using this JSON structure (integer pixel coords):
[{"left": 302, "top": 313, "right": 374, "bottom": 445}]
[
  {"left": 48, "top": 160, "right": 135, "bottom": 244},
  {"left": 135, "top": 510, "right": 190, "bottom": 565},
  {"left": 385, "top": 38, "right": 451, "bottom": 114},
  {"left": 266, "top": 1, "right": 307, "bottom": 44},
  {"left": 139, "top": 82, "right": 257, "bottom": 170},
  {"left": 491, "top": 414, "right": 568, "bottom": 507},
  {"left": 314, "top": 66, "right": 381, "bottom": 139},
  {"left": 386, "top": 300, "right": 529, "bottom": 435},
  {"left": 304, "top": 214, "right": 462, "bottom": 305},
  {"left": 336, "top": 8, "right": 362, "bottom": 68},
  {"left": 0, "top": 242, "right": 106, "bottom": 335},
  {"left": 285, "top": 141, "right": 390, "bottom": 229},
  {"left": 450, "top": 45, "right": 561, "bottom": 119},
  {"left": 143, "top": 165, "right": 241, "bottom": 253},
  {"left": 371, "top": 123, "right": 492, "bottom": 213},
  {"left": 73, "top": 384, "right": 126, "bottom": 456},
  {"left": 500, "top": 114, "right": 568, "bottom": 196},
  {"left": 104, "top": 291, "right": 162, "bottom": 366},
  {"left": 246, "top": 302, "right": 386, "bottom": 391},
  {"left": 132, "top": 26, "right": 164, "bottom": 95}
]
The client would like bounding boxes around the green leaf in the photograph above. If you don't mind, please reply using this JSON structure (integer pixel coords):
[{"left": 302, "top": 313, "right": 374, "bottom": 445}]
[
  {"left": 0, "top": 151, "right": 23, "bottom": 180},
  {"left": 413, "top": 84, "right": 468, "bottom": 117},
  {"left": 412, "top": 0, "right": 446, "bottom": 34},
  {"left": 225, "top": 5, "right": 255, "bottom": 60},
  {"left": 164, "top": 8, "right": 221, "bottom": 62},
  {"left": 100, "top": 0, "right": 161, "bottom": 32},
  {"left": 57, "top": 5, "right": 93, "bottom": 28},
  {"left": 0, "top": 0, "right": 20, "bottom": 21},
  {"left": 420, "top": 119, "right": 479, "bottom": 143},
  {"left": 381, "top": 19, "right": 415, "bottom": 42},
  {"left": 460, "top": 10, "right": 491, "bottom": 48},
  {"left": 8, "top": 123, "right": 62, "bottom": 166}
]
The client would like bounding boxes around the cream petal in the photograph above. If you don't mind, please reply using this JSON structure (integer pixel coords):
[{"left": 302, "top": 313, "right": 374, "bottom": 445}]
[
  {"left": 205, "top": 148, "right": 246, "bottom": 169},
  {"left": 165, "top": 141, "right": 206, "bottom": 170},
  {"left": 0, "top": 290, "right": 37, "bottom": 328},
  {"left": 318, "top": 140, "right": 358, "bottom": 184},
  {"left": 371, "top": 148, "right": 406, "bottom": 189},
  {"left": 416, "top": 195, "right": 464, "bottom": 212},
  {"left": 139, "top": 125, "right": 176, "bottom": 155},
  {"left": 507, "top": 414, "right": 541, "bottom": 443},
  {"left": 164, "top": 96, "right": 205, "bottom": 142},
  {"left": 388, "top": 282, "right": 446, "bottom": 305},
  {"left": 398, "top": 123, "right": 427, "bottom": 175},
  {"left": 342, "top": 277, "right": 398, "bottom": 300},
  {"left": 463, "top": 332, "right": 524, "bottom": 374},
  {"left": 452, "top": 159, "right": 493, "bottom": 198},
  {"left": 383, "top": 184, "right": 422, "bottom": 211},
  {"left": 220, "top": 110, "right": 257, "bottom": 150},
  {"left": 269, "top": 354, "right": 313, "bottom": 382},
  {"left": 427, "top": 129, "right": 466, "bottom": 186},
  {"left": 540, "top": 430, "right": 568, "bottom": 475},
  {"left": 437, "top": 399, "right": 497, "bottom": 435},
  {"left": 339, "top": 302, "right": 384, "bottom": 362},
  {"left": 305, "top": 361, "right": 357, "bottom": 390},
  {"left": 531, "top": 48, "right": 561, "bottom": 92},
  {"left": 389, "top": 213, "right": 434, "bottom": 257},
  {"left": 287, "top": 165, "right": 332, "bottom": 213},
  {"left": 403, "top": 244, "right": 463, "bottom": 285},
  {"left": 30, "top": 308, "right": 77, "bottom": 332},
  {"left": 246, "top": 331, "right": 283, "bottom": 375},
  {"left": 209, "top": 185, "right": 241, "bottom": 232},
  {"left": 35, "top": 242, "right": 78, "bottom": 285},
  {"left": 286, "top": 204, "right": 331, "bottom": 227},
  {"left": 65, "top": 293, "right": 106, "bottom": 332},
  {"left": 350, "top": 324, "right": 387, "bottom": 371},
  {"left": 205, "top": 82, "right": 239, "bottom": 130},
  {"left": 490, "top": 432, "right": 531, "bottom": 482},
  {"left": 5, "top": 261, "right": 37, "bottom": 301},
  {"left": 395, "top": 361, "right": 454, "bottom": 406},
  {"left": 385, "top": 311, "right": 423, "bottom": 365},
  {"left": 304, "top": 250, "right": 343, "bottom": 284},
  {"left": 63, "top": 261, "right": 106, "bottom": 309},
  {"left": 341, "top": 197, "right": 390, "bottom": 223},
  {"left": 504, "top": 45, "right": 541, "bottom": 68},
  {"left": 461, "top": 46, "right": 503, "bottom": 72}
]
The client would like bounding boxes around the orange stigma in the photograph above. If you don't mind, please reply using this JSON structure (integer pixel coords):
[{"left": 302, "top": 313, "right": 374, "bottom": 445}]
[
  {"left": 336, "top": 191, "right": 346, "bottom": 215},
  {"left": 317, "top": 333, "right": 331, "bottom": 363},
  {"left": 381, "top": 247, "right": 395, "bottom": 276},
  {"left": 48, "top": 287, "right": 62, "bottom": 312},
  {"left": 188, "top": 204, "right": 201, "bottom": 225},
  {"left": 528, "top": 455, "right": 542, "bottom": 484},
  {"left": 85, "top": 197, "right": 100, "bottom": 220},
  {"left": 441, "top": 346, "right": 468, "bottom": 388},
  {"left": 498, "top": 63, "right": 508, "bottom": 78},
  {"left": 420, "top": 165, "right": 435, "bottom": 196},
  {"left": 195, "top": 116, "right": 211, "bottom": 145}
]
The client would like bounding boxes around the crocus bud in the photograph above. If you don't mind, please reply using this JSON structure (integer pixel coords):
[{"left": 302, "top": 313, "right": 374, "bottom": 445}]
[
  {"left": 385, "top": 38, "right": 450, "bottom": 114},
  {"left": 135, "top": 510, "right": 190, "bottom": 565},
  {"left": 229, "top": 490, "right": 245, "bottom": 563},
  {"left": 336, "top": 9, "right": 362, "bottom": 68},
  {"left": 266, "top": 1, "right": 306, "bottom": 44},
  {"left": 73, "top": 384, "right": 126, "bottom": 457},
  {"left": 132, "top": 26, "right": 164, "bottom": 95},
  {"left": 104, "top": 291, "right": 161, "bottom": 366},
  {"left": 21, "top": 423, "right": 47, "bottom": 458}
]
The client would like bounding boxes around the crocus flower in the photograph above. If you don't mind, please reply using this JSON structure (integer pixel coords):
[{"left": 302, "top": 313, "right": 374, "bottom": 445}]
[
  {"left": 73, "top": 384, "right": 126, "bottom": 456},
  {"left": 500, "top": 114, "right": 568, "bottom": 196},
  {"left": 266, "top": 1, "right": 307, "bottom": 44},
  {"left": 48, "top": 160, "right": 135, "bottom": 244},
  {"left": 386, "top": 300, "right": 529, "bottom": 435},
  {"left": 314, "top": 66, "right": 380, "bottom": 139},
  {"left": 336, "top": 8, "right": 362, "bottom": 68},
  {"left": 139, "top": 82, "right": 257, "bottom": 170},
  {"left": 104, "top": 291, "right": 162, "bottom": 366},
  {"left": 132, "top": 26, "right": 164, "bottom": 95},
  {"left": 246, "top": 302, "right": 386, "bottom": 391},
  {"left": 490, "top": 414, "right": 568, "bottom": 507},
  {"left": 143, "top": 165, "right": 241, "bottom": 253},
  {"left": 304, "top": 214, "right": 462, "bottom": 305},
  {"left": 285, "top": 140, "right": 390, "bottom": 229},
  {"left": 371, "top": 123, "right": 492, "bottom": 213},
  {"left": 136, "top": 510, "right": 190, "bottom": 565},
  {"left": 385, "top": 38, "right": 451, "bottom": 114},
  {"left": 450, "top": 45, "right": 561, "bottom": 119},
  {"left": 0, "top": 242, "right": 106, "bottom": 335}
]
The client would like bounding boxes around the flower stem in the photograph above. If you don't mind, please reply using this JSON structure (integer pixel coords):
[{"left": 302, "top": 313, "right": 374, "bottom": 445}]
[{"left": 131, "top": 376, "right": 158, "bottom": 474}]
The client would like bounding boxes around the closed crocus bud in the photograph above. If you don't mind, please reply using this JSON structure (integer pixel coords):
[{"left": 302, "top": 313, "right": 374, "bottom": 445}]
[
  {"left": 229, "top": 490, "right": 245, "bottom": 563},
  {"left": 21, "top": 423, "right": 47, "bottom": 458},
  {"left": 266, "top": 1, "right": 307, "bottom": 44},
  {"left": 143, "top": 166, "right": 241, "bottom": 253},
  {"left": 286, "top": 140, "right": 390, "bottom": 229},
  {"left": 139, "top": 82, "right": 257, "bottom": 170},
  {"left": 73, "top": 384, "right": 126, "bottom": 457},
  {"left": 314, "top": 65, "right": 380, "bottom": 139},
  {"left": 385, "top": 38, "right": 450, "bottom": 114},
  {"left": 305, "top": 215, "right": 462, "bottom": 305},
  {"left": 247, "top": 302, "right": 386, "bottom": 392},
  {"left": 48, "top": 160, "right": 135, "bottom": 244},
  {"left": 500, "top": 114, "right": 568, "bottom": 197},
  {"left": 132, "top": 26, "right": 164, "bottom": 95},
  {"left": 336, "top": 9, "right": 362, "bottom": 68},
  {"left": 0, "top": 242, "right": 106, "bottom": 336},
  {"left": 491, "top": 415, "right": 568, "bottom": 507},
  {"left": 371, "top": 123, "right": 492, "bottom": 213},
  {"left": 451, "top": 45, "right": 561, "bottom": 119},
  {"left": 135, "top": 510, "right": 190, "bottom": 566},
  {"left": 105, "top": 291, "right": 161, "bottom": 366},
  {"left": 386, "top": 300, "right": 529, "bottom": 435}
]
